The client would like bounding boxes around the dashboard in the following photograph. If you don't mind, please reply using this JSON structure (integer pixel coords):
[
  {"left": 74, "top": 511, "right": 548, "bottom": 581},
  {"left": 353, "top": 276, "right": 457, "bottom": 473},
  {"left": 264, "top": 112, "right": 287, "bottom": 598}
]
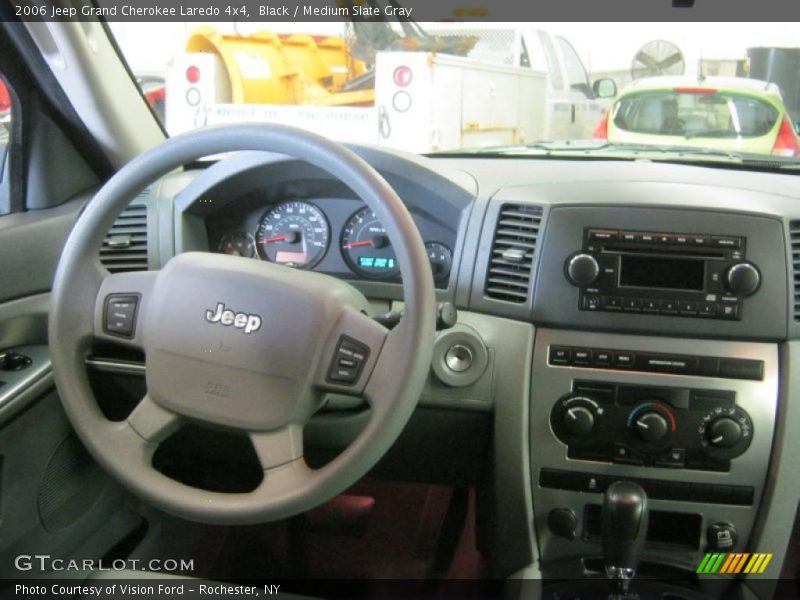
[{"left": 108, "top": 146, "right": 800, "bottom": 591}]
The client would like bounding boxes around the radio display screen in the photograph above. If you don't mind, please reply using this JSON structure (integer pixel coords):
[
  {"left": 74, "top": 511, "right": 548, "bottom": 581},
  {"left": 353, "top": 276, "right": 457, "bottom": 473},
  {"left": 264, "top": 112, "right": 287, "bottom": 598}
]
[{"left": 619, "top": 255, "right": 705, "bottom": 291}]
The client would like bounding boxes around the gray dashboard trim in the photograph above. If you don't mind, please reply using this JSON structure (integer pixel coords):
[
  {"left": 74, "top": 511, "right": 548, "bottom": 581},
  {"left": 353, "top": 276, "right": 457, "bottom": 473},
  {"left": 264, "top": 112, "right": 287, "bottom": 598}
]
[{"left": 747, "top": 340, "right": 800, "bottom": 582}]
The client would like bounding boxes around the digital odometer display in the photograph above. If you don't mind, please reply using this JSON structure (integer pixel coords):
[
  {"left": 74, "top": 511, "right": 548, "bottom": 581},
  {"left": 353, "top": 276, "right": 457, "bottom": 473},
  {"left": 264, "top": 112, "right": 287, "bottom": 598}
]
[
  {"left": 619, "top": 255, "right": 705, "bottom": 291},
  {"left": 256, "top": 200, "right": 330, "bottom": 269},
  {"left": 341, "top": 207, "right": 400, "bottom": 279},
  {"left": 358, "top": 256, "right": 396, "bottom": 270}
]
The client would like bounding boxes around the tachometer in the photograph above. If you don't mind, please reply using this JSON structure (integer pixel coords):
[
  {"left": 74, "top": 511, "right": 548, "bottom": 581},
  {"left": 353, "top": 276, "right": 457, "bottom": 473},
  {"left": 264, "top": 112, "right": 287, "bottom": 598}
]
[
  {"left": 256, "top": 201, "right": 330, "bottom": 269},
  {"left": 218, "top": 232, "right": 256, "bottom": 258},
  {"left": 341, "top": 207, "right": 400, "bottom": 279}
]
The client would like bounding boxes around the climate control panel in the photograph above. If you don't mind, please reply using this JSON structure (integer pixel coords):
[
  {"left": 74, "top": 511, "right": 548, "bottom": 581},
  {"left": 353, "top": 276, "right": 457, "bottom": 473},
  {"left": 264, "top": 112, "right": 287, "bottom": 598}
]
[{"left": 549, "top": 381, "right": 753, "bottom": 472}]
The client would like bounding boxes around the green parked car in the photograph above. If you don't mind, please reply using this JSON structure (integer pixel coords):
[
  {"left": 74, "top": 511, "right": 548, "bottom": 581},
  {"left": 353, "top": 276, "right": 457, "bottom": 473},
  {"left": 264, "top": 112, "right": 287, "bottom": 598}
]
[{"left": 594, "top": 76, "right": 800, "bottom": 157}]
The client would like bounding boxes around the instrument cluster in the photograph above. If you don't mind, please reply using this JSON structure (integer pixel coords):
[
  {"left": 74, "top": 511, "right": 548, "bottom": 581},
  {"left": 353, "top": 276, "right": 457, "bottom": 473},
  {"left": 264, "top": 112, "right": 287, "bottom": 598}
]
[{"left": 214, "top": 198, "right": 454, "bottom": 286}]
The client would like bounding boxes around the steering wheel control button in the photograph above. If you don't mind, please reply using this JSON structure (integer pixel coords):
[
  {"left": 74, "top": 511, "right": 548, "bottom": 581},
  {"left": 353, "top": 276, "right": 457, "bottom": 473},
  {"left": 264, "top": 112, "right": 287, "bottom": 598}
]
[
  {"left": 104, "top": 295, "right": 139, "bottom": 338},
  {"left": 328, "top": 336, "right": 370, "bottom": 384},
  {"left": 445, "top": 344, "right": 473, "bottom": 373}
]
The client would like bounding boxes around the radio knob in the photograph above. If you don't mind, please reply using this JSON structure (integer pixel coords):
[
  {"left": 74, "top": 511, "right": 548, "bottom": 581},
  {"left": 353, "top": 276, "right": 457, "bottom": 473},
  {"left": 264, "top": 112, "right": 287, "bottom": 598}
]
[
  {"left": 565, "top": 253, "right": 600, "bottom": 286},
  {"left": 563, "top": 405, "right": 595, "bottom": 436},
  {"left": 725, "top": 262, "right": 760, "bottom": 297},
  {"left": 707, "top": 417, "right": 743, "bottom": 448},
  {"left": 632, "top": 411, "right": 670, "bottom": 443}
]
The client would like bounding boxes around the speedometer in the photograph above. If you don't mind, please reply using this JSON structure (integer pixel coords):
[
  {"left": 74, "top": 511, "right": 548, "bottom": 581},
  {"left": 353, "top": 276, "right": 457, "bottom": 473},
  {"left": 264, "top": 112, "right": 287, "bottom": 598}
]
[
  {"left": 341, "top": 207, "right": 400, "bottom": 279},
  {"left": 256, "top": 201, "right": 330, "bottom": 269}
]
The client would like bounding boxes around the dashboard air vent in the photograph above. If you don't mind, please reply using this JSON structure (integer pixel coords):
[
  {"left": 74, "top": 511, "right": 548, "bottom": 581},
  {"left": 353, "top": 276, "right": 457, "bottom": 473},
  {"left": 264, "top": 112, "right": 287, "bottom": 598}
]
[
  {"left": 485, "top": 204, "right": 543, "bottom": 303},
  {"left": 99, "top": 204, "right": 149, "bottom": 273},
  {"left": 791, "top": 220, "right": 800, "bottom": 321}
]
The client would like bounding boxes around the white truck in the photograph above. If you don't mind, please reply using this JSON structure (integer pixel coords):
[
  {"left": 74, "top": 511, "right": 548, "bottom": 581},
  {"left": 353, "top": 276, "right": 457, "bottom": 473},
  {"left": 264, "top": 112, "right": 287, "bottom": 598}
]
[{"left": 166, "top": 27, "right": 615, "bottom": 153}]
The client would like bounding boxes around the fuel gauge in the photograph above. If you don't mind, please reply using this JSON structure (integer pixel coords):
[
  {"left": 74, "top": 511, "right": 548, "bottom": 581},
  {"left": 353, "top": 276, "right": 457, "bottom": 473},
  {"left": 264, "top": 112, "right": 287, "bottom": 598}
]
[
  {"left": 219, "top": 232, "right": 256, "bottom": 258},
  {"left": 426, "top": 242, "right": 452, "bottom": 281}
]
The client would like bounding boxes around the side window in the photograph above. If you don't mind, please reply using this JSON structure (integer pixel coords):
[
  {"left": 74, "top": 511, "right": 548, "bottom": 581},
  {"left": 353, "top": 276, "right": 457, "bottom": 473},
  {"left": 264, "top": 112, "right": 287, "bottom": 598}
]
[
  {"left": 555, "top": 36, "right": 591, "bottom": 96},
  {"left": 0, "top": 74, "right": 11, "bottom": 215},
  {"left": 537, "top": 32, "right": 564, "bottom": 91}
]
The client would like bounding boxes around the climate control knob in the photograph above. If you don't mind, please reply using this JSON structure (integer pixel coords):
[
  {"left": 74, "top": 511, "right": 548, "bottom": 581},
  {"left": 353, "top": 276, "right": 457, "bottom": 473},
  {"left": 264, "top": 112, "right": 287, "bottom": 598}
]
[
  {"left": 563, "top": 405, "right": 595, "bottom": 436},
  {"left": 632, "top": 411, "right": 670, "bottom": 443},
  {"left": 725, "top": 262, "right": 760, "bottom": 297},
  {"left": 707, "top": 417, "right": 743, "bottom": 448},
  {"left": 565, "top": 253, "right": 600, "bottom": 286}
]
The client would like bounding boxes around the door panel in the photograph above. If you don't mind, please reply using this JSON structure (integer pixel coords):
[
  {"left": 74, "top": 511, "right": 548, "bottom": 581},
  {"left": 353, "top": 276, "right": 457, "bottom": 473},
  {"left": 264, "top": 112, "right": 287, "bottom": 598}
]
[{"left": 0, "top": 187, "right": 143, "bottom": 578}]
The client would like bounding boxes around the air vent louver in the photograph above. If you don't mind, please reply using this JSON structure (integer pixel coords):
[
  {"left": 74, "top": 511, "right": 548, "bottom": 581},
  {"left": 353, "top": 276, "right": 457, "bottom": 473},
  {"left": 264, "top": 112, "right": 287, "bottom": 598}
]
[
  {"left": 485, "top": 204, "right": 542, "bottom": 303},
  {"left": 791, "top": 220, "right": 800, "bottom": 321},
  {"left": 99, "top": 204, "right": 149, "bottom": 273}
]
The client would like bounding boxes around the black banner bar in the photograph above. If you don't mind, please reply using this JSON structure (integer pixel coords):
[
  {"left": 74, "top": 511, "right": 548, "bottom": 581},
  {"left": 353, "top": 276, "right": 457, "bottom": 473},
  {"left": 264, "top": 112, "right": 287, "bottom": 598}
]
[{"left": 6, "top": 0, "right": 800, "bottom": 22}]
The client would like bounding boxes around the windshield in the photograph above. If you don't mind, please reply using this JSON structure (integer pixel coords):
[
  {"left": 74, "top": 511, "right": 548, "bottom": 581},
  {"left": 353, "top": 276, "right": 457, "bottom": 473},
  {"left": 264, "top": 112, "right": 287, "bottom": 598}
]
[{"left": 110, "top": 21, "right": 800, "bottom": 164}]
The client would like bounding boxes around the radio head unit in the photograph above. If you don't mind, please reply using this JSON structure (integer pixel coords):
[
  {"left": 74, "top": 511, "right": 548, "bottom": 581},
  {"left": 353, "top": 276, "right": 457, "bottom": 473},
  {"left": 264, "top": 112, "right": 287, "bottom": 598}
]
[{"left": 564, "top": 228, "right": 761, "bottom": 321}]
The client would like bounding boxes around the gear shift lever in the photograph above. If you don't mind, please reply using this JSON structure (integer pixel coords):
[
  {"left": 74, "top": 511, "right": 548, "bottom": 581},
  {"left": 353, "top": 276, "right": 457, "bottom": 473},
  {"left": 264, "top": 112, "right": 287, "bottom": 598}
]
[{"left": 602, "top": 481, "right": 648, "bottom": 595}]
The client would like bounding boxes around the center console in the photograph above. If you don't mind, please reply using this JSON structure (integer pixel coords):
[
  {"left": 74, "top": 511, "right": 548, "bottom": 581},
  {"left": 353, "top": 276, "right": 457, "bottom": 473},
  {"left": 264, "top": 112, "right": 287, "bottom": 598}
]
[
  {"left": 523, "top": 205, "right": 786, "bottom": 574},
  {"left": 530, "top": 328, "right": 778, "bottom": 573}
]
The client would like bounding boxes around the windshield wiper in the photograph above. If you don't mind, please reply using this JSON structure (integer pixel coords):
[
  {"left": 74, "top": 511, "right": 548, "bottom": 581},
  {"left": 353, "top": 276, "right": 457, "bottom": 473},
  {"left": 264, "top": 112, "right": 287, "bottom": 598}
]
[
  {"left": 444, "top": 140, "right": 745, "bottom": 161},
  {"left": 584, "top": 142, "right": 745, "bottom": 161},
  {"left": 437, "top": 141, "right": 800, "bottom": 171}
]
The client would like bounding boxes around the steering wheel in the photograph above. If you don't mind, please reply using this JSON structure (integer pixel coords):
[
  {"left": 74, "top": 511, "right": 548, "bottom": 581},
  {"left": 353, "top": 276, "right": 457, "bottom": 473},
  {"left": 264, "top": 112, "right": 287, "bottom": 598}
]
[{"left": 48, "top": 125, "right": 436, "bottom": 525}]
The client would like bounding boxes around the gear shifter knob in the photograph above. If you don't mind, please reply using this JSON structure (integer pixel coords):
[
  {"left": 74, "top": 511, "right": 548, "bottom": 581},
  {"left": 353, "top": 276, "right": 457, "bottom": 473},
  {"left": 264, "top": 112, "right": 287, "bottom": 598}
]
[{"left": 602, "top": 481, "right": 648, "bottom": 587}]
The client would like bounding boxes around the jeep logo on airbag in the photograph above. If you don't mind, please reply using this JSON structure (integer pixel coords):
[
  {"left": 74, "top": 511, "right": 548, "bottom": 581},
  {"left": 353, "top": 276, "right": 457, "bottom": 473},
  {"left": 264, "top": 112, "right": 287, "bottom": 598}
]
[{"left": 205, "top": 303, "right": 262, "bottom": 334}]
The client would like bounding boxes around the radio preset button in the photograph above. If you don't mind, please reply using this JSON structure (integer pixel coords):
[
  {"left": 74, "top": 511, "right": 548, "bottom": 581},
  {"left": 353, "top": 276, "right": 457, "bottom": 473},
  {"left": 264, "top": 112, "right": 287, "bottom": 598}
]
[
  {"left": 622, "top": 298, "right": 642, "bottom": 312},
  {"left": 679, "top": 301, "right": 697, "bottom": 316},
  {"left": 621, "top": 232, "right": 639, "bottom": 242},
  {"left": 660, "top": 300, "right": 679, "bottom": 315},
  {"left": 689, "top": 235, "right": 709, "bottom": 245},
  {"left": 698, "top": 302, "right": 718, "bottom": 317},
  {"left": 642, "top": 299, "right": 659, "bottom": 313},
  {"left": 601, "top": 296, "right": 622, "bottom": 310},
  {"left": 588, "top": 229, "right": 617, "bottom": 241}
]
